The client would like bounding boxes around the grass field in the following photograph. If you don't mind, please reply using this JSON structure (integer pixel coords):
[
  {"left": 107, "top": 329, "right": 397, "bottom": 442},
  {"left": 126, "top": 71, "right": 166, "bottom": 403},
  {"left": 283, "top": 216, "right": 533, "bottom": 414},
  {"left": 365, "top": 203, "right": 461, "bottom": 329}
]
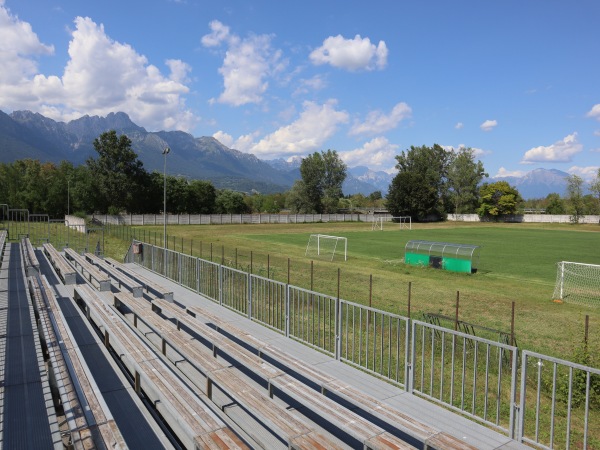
[{"left": 122, "top": 220, "right": 600, "bottom": 367}]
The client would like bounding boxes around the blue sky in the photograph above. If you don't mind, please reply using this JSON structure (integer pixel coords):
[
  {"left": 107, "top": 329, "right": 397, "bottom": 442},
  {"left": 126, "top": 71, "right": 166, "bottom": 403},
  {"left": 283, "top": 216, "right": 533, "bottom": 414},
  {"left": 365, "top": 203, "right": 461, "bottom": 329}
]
[{"left": 2, "top": 0, "right": 599, "bottom": 180}]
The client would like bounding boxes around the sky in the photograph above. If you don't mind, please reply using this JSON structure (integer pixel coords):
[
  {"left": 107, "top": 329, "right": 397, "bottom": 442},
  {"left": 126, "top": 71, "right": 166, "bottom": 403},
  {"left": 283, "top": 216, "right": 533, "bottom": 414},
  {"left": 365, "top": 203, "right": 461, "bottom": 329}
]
[{"left": 1, "top": 0, "right": 599, "bottom": 180}]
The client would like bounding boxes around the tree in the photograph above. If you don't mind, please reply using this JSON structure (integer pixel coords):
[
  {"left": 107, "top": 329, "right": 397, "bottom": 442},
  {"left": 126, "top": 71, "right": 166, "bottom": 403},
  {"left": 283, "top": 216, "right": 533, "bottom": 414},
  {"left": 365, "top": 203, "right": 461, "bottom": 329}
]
[
  {"left": 447, "top": 147, "right": 487, "bottom": 214},
  {"left": 386, "top": 144, "right": 452, "bottom": 221},
  {"left": 187, "top": 180, "right": 216, "bottom": 214},
  {"left": 565, "top": 174, "right": 585, "bottom": 223},
  {"left": 297, "top": 150, "right": 347, "bottom": 213},
  {"left": 477, "top": 181, "right": 522, "bottom": 218},
  {"left": 86, "top": 130, "right": 149, "bottom": 214},
  {"left": 286, "top": 180, "right": 314, "bottom": 213},
  {"left": 590, "top": 169, "right": 600, "bottom": 222},
  {"left": 215, "top": 190, "right": 249, "bottom": 214},
  {"left": 544, "top": 193, "right": 565, "bottom": 214}
]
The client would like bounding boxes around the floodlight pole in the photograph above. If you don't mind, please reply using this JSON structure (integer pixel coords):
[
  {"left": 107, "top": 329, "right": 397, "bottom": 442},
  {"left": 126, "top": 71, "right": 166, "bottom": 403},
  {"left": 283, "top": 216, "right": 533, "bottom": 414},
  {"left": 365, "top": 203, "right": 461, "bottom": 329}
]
[
  {"left": 162, "top": 147, "right": 170, "bottom": 273},
  {"left": 67, "top": 179, "right": 70, "bottom": 216}
]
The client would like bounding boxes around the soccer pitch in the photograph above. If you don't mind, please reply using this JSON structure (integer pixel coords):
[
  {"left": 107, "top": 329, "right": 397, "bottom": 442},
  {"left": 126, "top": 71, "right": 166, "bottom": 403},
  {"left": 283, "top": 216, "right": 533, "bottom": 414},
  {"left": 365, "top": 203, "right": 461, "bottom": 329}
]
[{"left": 130, "top": 221, "right": 600, "bottom": 364}]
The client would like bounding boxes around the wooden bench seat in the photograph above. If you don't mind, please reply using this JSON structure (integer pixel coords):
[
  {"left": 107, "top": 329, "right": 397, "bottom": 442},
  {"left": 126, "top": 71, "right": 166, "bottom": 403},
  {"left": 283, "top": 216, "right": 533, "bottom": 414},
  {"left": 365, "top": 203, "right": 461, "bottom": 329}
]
[
  {"left": 37, "top": 275, "right": 126, "bottom": 449},
  {"left": 85, "top": 253, "right": 143, "bottom": 297},
  {"left": 121, "top": 294, "right": 417, "bottom": 450},
  {"left": 42, "top": 243, "right": 77, "bottom": 285},
  {"left": 65, "top": 248, "right": 111, "bottom": 291},
  {"left": 21, "top": 237, "right": 40, "bottom": 275},
  {"left": 114, "top": 292, "right": 347, "bottom": 450},
  {"left": 0, "top": 230, "right": 6, "bottom": 262},
  {"left": 104, "top": 257, "right": 173, "bottom": 301},
  {"left": 183, "top": 303, "right": 477, "bottom": 450},
  {"left": 74, "top": 284, "right": 248, "bottom": 450}
]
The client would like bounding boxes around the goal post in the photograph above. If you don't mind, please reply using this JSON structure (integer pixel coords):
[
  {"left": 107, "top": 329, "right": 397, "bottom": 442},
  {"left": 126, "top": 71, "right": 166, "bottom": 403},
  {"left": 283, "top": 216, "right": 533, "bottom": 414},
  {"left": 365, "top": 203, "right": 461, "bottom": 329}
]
[
  {"left": 371, "top": 216, "right": 411, "bottom": 230},
  {"left": 305, "top": 234, "right": 347, "bottom": 261},
  {"left": 392, "top": 216, "right": 412, "bottom": 230},
  {"left": 371, "top": 217, "right": 383, "bottom": 231},
  {"left": 552, "top": 261, "right": 600, "bottom": 307}
]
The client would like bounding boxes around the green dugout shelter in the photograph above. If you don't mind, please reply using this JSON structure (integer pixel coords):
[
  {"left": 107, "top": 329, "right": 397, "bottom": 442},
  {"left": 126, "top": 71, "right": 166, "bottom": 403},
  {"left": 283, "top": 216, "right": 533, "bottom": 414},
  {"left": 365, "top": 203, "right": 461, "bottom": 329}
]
[{"left": 404, "top": 240, "right": 481, "bottom": 273}]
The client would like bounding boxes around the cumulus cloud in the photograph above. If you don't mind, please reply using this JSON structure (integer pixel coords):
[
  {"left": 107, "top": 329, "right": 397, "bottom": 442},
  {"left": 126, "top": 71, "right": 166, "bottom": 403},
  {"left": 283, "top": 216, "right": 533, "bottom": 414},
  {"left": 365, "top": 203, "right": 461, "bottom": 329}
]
[
  {"left": 349, "top": 102, "right": 411, "bottom": 136},
  {"left": 293, "top": 74, "right": 327, "bottom": 96},
  {"left": 455, "top": 122, "right": 464, "bottom": 129},
  {"left": 0, "top": 8, "right": 197, "bottom": 131},
  {"left": 309, "top": 34, "right": 388, "bottom": 71},
  {"left": 586, "top": 104, "right": 600, "bottom": 121},
  {"left": 213, "top": 129, "right": 260, "bottom": 152},
  {"left": 249, "top": 100, "right": 349, "bottom": 157},
  {"left": 339, "top": 137, "right": 399, "bottom": 169},
  {"left": 201, "top": 20, "right": 285, "bottom": 106},
  {"left": 0, "top": 2, "right": 54, "bottom": 98},
  {"left": 521, "top": 133, "right": 583, "bottom": 164},
  {"left": 494, "top": 167, "right": 527, "bottom": 178},
  {"left": 567, "top": 165, "right": 600, "bottom": 180},
  {"left": 480, "top": 119, "right": 497, "bottom": 132},
  {"left": 213, "top": 130, "right": 234, "bottom": 147},
  {"left": 442, "top": 144, "right": 490, "bottom": 158}
]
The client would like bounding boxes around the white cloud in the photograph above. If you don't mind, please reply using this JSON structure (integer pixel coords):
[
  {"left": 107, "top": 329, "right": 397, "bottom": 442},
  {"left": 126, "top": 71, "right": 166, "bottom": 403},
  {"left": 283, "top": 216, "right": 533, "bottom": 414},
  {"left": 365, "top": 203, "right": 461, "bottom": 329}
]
[
  {"left": 0, "top": 9, "right": 197, "bottom": 132},
  {"left": 339, "top": 137, "right": 398, "bottom": 169},
  {"left": 494, "top": 167, "right": 527, "bottom": 178},
  {"left": 594, "top": 130, "right": 600, "bottom": 137},
  {"left": 0, "top": 1, "right": 54, "bottom": 98},
  {"left": 349, "top": 102, "right": 411, "bottom": 136},
  {"left": 201, "top": 20, "right": 285, "bottom": 106},
  {"left": 212, "top": 130, "right": 259, "bottom": 152},
  {"left": 201, "top": 20, "right": 231, "bottom": 47},
  {"left": 586, "top": 104, "right": 600, "bottom": 121},
  {"left": 442, "top": 144, "right": 491, "bottom": 158},
  {"left": 480, "top": 119, "right": 497, "bottom": 132},
  {"left": 293, "top": 74, "right": 327, "bottom": 96},
  {"left": 249, "top": 99, "right": 349, "bottom": 157},
  {"left": 521, "top": 133, "right": 583, "bottom": 164},
  {"left": 567, "top": 165, "right": 600, "bottom": 181},
  {"left": 213, "top": 130, "right": 234, "bottom": 147},
  {"left": 455, "top": 122, "right": 464, "bottom": 129},
  {"left": 309, "top": 34, "right": 388, "bottom": 71}
]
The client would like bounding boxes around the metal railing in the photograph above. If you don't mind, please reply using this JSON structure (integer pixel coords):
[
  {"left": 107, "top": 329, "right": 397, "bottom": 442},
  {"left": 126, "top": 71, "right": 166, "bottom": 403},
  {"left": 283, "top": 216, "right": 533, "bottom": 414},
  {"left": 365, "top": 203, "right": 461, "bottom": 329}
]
[
  {"left": 126, "top": 240, "right": 599, "bottom": 447},
  {"left": 518, "top": 351, "right": 600, "bottom": 449}
]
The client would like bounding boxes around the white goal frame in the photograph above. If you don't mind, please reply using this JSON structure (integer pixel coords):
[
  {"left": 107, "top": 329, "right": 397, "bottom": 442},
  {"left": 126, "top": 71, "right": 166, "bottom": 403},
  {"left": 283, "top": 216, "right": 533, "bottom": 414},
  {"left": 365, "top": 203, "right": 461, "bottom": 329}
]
[
  {"left": 371, "top": 216, "right": 412, "bottom": 230},
  {"left": 553, "top": 261, "right": 600, "bottom": 307},
  {"left": 305, "top": 234, "right": 347, "bottom": 261}
]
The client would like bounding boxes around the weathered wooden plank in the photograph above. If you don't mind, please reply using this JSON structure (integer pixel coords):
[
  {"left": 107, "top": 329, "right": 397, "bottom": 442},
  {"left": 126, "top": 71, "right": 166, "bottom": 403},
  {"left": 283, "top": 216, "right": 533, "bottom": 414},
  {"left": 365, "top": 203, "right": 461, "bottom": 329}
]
[
  {"left": 85, "top": 253, "right": 143, "bottom": 297},
  {"left": 65, "top": 248, "right": 111, "bottom": 291},
  {"left": 105, "top": 257, "right": 173, "bottom": 301}
]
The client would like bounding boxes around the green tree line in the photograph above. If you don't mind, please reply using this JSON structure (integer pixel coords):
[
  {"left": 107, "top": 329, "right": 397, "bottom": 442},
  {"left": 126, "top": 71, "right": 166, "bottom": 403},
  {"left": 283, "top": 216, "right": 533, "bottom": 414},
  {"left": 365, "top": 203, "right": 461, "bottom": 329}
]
[
  {"left": 0, "top": 131, "right": 360, "bottom": 217},
  {"left": 8, "top": 131, "right": 595, "bottom": 221}
]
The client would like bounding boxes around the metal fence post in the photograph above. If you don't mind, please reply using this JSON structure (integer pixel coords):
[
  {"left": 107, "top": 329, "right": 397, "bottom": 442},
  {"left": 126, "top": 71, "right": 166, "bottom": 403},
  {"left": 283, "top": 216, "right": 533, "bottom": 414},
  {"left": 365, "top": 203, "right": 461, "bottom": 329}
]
[
  {"left": 178, "top": 253, "right": 182, "bottom": 284},
  {"left": 285, "top": 284, "right": 290, "bottom": 338},
  {"left": 218, "top": 264, "right": 223, "bottom": 306},
  {"left": 335, "top": 298, "right": 341, "bottom": 360},
  {"left": 196, "top": 257, "right": 200, "bottom": 293},
  {"left": 248, "top": 274, "right": 252, "bottom": 320}
]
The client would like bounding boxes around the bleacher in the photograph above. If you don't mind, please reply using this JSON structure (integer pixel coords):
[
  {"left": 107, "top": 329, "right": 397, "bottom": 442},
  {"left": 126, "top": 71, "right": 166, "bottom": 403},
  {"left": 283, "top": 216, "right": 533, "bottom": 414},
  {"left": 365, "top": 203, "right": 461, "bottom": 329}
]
[{"left": 0, "top": 236, "right": 530, "bottom": 450}]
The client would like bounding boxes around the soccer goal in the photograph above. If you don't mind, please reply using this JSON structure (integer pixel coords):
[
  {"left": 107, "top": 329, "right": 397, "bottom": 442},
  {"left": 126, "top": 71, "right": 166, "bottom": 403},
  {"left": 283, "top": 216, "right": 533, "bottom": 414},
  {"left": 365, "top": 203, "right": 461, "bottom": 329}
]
[
  {"left": 371, "top": 217, "right": 383, "bottom": 231},
  {"left": 552, "top": 261, "right": 600, "bottom": 307},
  {"left": 305, "top": 234, "right": 347, "bottom": 261},
  {"left": 371, "top": 216, "right": 411, "bottom": 230},
  {"left": 392, "top": 216, "right": 412, "bottom": 230}
]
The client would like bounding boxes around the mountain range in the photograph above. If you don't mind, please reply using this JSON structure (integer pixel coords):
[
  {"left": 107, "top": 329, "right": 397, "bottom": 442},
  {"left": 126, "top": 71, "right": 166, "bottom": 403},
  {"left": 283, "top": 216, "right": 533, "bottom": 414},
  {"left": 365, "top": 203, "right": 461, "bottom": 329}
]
[{"left": 0, "top": 109, "right": 573, "bottom": 198}]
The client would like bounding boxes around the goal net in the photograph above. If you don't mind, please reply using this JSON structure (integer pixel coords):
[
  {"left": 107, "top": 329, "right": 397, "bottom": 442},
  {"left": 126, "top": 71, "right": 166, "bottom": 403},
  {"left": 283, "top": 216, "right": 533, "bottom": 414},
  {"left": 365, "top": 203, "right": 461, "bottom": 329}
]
[
  {"left": 392, "top": 216, "right": 412, "bottom": 230},
  {"left": 305, "top": 234, "right": 347, "bottom": 261},
  {"left": 552, "top": 261, "right": 600, "bottom": 307},
  {"left": 371, "top": 216, "right": 411, "bottom": 230}
]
